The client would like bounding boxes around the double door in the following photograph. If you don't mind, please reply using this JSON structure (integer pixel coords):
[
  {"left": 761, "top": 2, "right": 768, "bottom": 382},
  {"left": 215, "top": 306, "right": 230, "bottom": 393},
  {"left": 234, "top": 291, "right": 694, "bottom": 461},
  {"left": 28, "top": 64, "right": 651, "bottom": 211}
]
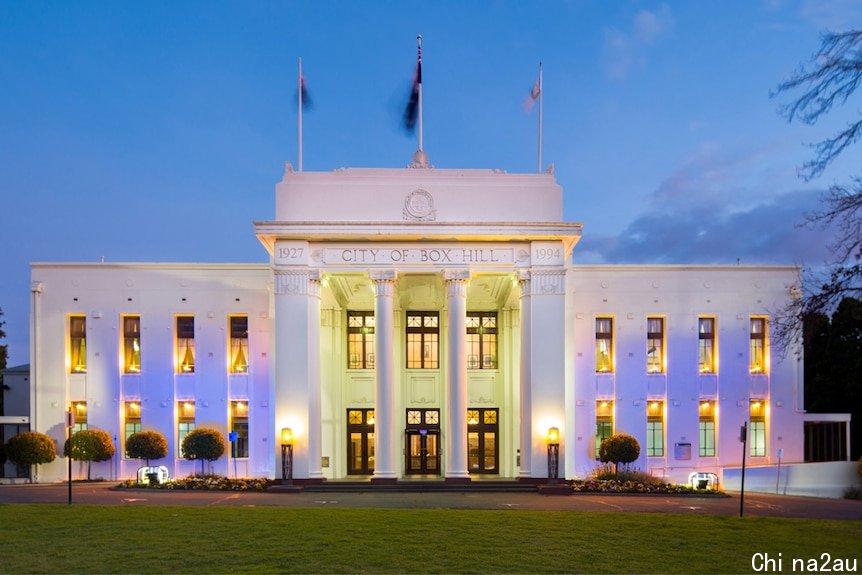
[{"left": 405, "top": 409, "right": 440, "bottom": 475}]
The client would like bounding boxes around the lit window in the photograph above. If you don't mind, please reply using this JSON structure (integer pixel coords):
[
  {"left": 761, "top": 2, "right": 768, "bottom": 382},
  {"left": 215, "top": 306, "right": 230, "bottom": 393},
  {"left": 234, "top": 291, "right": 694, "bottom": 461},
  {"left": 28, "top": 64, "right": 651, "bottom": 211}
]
[
  {"left": 123, "top": 316, "right": 141, "bottom": 374},
  {"left": 467, "top": 408, "right": 499, "bottom": 473},
  {"left": 595, "top": 318, "right": 613, "bottom": 373},
  {"left": 229, "top": 316, "right": 249, "bottom": 374},
  {"left": 595, "top": 401, "right": 614, "bottom": 458},
  {"left": 406, "top": 311, "right": 438, "bottom": 369},
  {"left": 698, "top": 317, "right": 716, "bottom": 373},
  {"left": 176, "top": 316, "right": 195, "bottom": 373},
  {"left": 750, "top": 400, "right": 766, "bottom": 457},
  {"left": 71, "top": 401, "right": 88, "bottom": 433},
  {"left": 124, "top": 401, "right": 142, "bottom": 456},
  {"left": 347, "top": 311, "right": 375, "bottom": 369},
  {"left": 178, "top": 401, "right": 196, "bottom": 450},
  {"left": 750, "top": 318, "right": 767, "bottom": 374},
  {"left": 646, "top": 317, "right": 664, "bottom": 374},
  {"left": 699, "top": 401, "right": 716, "bottom": 457},
  {"left": 646, "top": 401, "right": 664, "bottom": 457},
  {"left": 467, "top": 312, "right": 497, "bottom": 369},
  {"left": 69, "top": 316, "right": 87, "bottom": 373},
  {"left": 230, "top": 401, "right": 249, "bottom": 458}
]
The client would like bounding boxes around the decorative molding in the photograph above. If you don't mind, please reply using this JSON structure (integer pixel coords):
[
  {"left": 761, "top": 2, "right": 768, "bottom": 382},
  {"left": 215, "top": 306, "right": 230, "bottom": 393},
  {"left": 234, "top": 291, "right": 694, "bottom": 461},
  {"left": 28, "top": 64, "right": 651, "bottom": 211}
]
[
  {"left": 517, "top": 270, "right": 530, "bottom": 300},
  {"left": 370, "top": 270, "right": 398, "bottom": 297},
  {"left": 403, "top": 188, "right": 436, "bottom": 221},
  {"left": 443, "top": 270, "right": 470, "bottom": 298},
  {"left": 530, "top": 268, "right": 566, "bottom": 296},
  {"left": 274, "top": 268, "right": 322, "bottom": 297}
]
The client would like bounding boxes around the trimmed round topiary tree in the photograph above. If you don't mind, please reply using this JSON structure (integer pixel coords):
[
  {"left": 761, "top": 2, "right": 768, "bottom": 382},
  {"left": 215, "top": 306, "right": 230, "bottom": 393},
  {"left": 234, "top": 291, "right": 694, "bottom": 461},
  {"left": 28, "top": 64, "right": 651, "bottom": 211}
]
[
  {"left": 125, "top": 430, "right": 168, "bottom": 467},
  {"left": 64, "top": 428, "right": 115, "bottom": 480},
  {"left": 599, "top": 433, "right": 641, "bottom": 476},
  {"left": 5, "top": 431, "right": 56, "bottom": 483},
  {"left": 181, "top": 428, "right": 226, "bottom": 475}
]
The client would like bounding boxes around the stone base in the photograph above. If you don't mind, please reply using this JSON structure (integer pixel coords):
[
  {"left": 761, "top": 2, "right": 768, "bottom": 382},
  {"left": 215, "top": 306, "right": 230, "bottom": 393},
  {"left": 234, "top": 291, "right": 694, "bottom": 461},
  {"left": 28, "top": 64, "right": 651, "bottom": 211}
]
[
  {"left": 370, "top": 477, "right": 399, "bottom": 485},
  {"left": 444, "top": 476, "right": 472, "bottom": 484},
  {"left": 537, "top": 483, "right": 573, "bottom": 496}
]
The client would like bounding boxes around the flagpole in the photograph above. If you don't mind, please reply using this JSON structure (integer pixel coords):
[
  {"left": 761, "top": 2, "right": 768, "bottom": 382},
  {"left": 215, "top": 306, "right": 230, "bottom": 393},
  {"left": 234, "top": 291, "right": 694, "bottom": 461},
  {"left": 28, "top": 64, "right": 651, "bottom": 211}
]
[
  {"left": 417, "top": 34, "right": 423, "bottom": 153},
  {"left": 538, "top": 61, "right": 543, "bottom": 173},
  {"left": 298, "top": 57, "right": 303, "bottom": 173}
]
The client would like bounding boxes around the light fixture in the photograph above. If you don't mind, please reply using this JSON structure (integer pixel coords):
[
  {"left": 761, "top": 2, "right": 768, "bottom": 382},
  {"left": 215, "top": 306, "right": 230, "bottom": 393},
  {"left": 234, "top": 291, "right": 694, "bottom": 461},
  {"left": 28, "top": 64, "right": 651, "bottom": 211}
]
[
  {"left": 281, "top": 427, "right": 294, "bottom": 445},
  {"left": 546, "top": 426, "right": 560, "bottom": 482},
  {"left": 281, "top": 427, "right": 294, "bottom": 483}
]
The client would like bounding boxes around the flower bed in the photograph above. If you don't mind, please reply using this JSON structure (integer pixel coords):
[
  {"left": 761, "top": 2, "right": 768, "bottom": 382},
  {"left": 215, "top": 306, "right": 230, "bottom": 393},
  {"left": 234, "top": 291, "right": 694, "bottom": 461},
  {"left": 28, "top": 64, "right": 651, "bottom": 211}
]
[
  {"left": 571, "top": 478, "right": 722, "bottom": 494},
  {"left": 117, "top": 475, "right": 273, "bottom": 492}
]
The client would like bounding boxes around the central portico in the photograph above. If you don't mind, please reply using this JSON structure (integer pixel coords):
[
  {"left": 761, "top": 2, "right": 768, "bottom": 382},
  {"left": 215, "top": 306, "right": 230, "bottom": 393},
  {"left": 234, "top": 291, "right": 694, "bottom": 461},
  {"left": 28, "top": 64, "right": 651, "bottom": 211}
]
[{"left": 255, "top": 164, "right": 581, "bottom": 481}]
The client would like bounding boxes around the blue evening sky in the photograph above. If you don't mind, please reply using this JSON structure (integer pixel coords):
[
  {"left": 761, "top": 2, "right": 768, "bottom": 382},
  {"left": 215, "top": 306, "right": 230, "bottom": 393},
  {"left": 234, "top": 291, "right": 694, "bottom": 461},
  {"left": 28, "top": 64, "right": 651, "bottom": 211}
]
[{"left": 1, "top": 1, "right": 860, "bottom": 363}]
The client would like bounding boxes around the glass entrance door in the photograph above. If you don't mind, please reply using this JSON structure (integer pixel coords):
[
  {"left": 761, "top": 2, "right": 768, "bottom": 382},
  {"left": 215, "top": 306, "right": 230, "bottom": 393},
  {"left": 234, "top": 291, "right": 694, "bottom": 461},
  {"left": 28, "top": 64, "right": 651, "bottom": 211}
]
[
  {"left": 467, "top": 408, "right": 499, "bottom": 474},
  {"left": 347, "top": 409, "right": 375, "bottom": 475},
  {"left": 405, "top": 409, "right": 441, "bottom": 475}
]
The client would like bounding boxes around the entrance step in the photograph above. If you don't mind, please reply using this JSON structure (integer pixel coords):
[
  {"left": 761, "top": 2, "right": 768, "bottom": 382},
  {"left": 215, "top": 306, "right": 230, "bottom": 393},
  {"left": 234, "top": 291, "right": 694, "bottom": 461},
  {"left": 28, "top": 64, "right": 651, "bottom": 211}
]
[{"left": 284, "top": 480, "right": 547, "bottom": 493}]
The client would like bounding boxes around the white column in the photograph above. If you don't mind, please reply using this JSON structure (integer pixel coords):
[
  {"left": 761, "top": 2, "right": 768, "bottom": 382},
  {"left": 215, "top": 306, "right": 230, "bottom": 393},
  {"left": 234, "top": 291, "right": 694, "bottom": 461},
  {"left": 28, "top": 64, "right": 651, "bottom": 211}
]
[
  {"left": 370, "top": 270, "right": 398, "bottom": 480},
  {"left": 307, "top": 271, "right": 323, "bottom": 479},
  {"left": 444, "top": 270, "right": 470, "bottom": 480},
  {"left": 518, "top": 271, "right": 532, "bottom": 478}
]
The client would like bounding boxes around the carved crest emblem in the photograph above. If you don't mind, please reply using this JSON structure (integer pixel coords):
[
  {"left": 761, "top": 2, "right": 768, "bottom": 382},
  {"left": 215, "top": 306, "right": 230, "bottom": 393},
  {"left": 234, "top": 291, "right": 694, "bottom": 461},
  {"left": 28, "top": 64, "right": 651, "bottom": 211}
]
[{"left": 403, "top": 189, "right": 436, "bottom": 221}]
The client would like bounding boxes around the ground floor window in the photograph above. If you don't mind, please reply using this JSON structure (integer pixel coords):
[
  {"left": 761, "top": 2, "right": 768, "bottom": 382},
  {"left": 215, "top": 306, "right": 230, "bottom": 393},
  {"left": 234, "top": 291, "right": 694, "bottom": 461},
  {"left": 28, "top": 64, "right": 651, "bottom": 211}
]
[
  {"left": 595, "top": 401, "right": 613, "bottom": 459},
  {"left": 750, "top": 401, "right": 766, "bottom": 457},
  {"left": 123, "top": 401, "right": 141, "bottom": 457},
  {"left": 467, "top": 408, "right": 498, "bottom": 474},
  {"left": 804, "top": 421, "right": 848, "bottom": 462},
  {"left": 347, "top": 408, "right": 375, "bottom": 475},
  {"left": 178, "top": 401, "right": 195, "bottom": 451},
  {"left": 230, "top": 401, "right": 249, "bottom": 458},
  {"left": 71, "top": 401, "right": 88, "bottom": 433},
  {"left": 405, "top": 409, "right": 440, "bottom": 475},
  {"left": 646, "top": 401, "right": 664, "bottom": 457},
  {"left": 699, "top": 401, "right": 716, "bottom": 457}
]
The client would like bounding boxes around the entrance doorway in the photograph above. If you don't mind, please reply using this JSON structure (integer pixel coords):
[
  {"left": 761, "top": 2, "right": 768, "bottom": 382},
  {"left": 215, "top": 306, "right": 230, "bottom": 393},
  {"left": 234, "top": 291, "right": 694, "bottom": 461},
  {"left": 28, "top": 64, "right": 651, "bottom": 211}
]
[
  {"left": 405, "top": 409, "right": 441, "bottom": 475},
  {"left": 467, "top": 408, "right": 499, "bottom": 474},
  {"left": 347, "top": 408, "right": 375, "bottom": 475}
]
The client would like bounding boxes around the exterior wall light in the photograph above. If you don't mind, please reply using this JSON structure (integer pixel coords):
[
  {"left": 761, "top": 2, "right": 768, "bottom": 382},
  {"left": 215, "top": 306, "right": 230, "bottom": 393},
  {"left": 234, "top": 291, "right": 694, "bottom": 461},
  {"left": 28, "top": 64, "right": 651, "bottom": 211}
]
[
  {"left": 547, "top": 426, "right": 560, "bottom": 481},
  {"left": 281, "top": 427, "right": 294, "bottom": 482}
]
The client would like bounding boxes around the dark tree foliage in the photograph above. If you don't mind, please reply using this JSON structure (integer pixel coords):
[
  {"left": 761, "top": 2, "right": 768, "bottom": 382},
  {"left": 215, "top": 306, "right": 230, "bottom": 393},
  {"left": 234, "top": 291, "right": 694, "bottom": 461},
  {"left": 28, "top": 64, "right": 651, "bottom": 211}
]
[
  {"left": 5, "top": 431, "right": 56, "bottom": 483},
  {"left": 0, "top": 307, "right": 7, "bottom": 416},
  {"left": 181, "top": 428, "right": 226, "bottom": 475},
  {"left": 804, "top": 297, "right": 862, "bottom": 459},
  {"left": 63, "top": 428, "right": 115, "bottom": 480},
  {"left": 125, "top": 431, "right": 168, "bottom": 466},
  {"left": 773, "top": 30, "right": 862, "bottom": 350},
  {"left": 598, "top": 433, "right": 640, "bottom": 475}
]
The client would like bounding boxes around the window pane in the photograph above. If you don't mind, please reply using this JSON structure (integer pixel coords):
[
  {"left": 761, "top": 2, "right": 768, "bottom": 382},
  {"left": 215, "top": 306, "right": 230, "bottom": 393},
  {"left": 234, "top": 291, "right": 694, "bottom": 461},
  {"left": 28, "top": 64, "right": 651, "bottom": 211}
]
[
  {"left": 123, "top": 316, "right": 141, "bottom": 374},
  {"left": 70, "top": 316, "right": 87, "bottom": 373}
]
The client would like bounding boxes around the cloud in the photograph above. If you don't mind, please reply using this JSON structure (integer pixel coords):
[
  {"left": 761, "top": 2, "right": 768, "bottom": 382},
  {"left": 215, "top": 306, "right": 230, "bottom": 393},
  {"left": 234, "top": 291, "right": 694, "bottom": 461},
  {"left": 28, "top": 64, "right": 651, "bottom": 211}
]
[
  {"left": 602, "top": 4, "right": 673, "bottom": 79},
  {"left": 799, "top": 0, "right": 862, "bottom": 29}
]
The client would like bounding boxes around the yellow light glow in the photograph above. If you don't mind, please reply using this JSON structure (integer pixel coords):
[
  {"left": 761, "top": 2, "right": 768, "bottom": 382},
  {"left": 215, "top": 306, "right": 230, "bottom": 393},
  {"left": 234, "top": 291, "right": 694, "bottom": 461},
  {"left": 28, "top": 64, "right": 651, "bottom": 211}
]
[
  {"left": 130, "top": 402, "right": 140, "bottom": 412},
  {"left": 74, "top": 402, "right": 86, "bottom": 414},
  {"left": 650, "top": 401, "right": 660, "bottom": 411},
  {"left": 547, "top": 426, "right": 560, "bottom": 444},
  {"left": 236, "top": 402, "right": 247, "bottom": 412},
  {"left": 281, "top": 427, "right": 294, "bottom": 444},
  {"left": 600, "top": 401, "right": 608, "bottom": 408},
  {"left": 367, "top": 414, "right": 376, "bottom": 425}
]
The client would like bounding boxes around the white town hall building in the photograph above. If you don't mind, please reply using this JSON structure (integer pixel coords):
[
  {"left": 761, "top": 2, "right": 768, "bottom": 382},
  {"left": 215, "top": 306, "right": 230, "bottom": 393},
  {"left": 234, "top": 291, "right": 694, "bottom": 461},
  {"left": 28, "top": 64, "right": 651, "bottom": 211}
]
[{"left": 26, "top": 159, "right": 848, "bottom": 488}]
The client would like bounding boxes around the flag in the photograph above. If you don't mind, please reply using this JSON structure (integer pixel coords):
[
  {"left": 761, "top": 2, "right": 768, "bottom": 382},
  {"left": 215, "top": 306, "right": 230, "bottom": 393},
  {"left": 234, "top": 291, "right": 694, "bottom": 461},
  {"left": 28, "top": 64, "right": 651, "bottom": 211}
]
[
  {"left": 523, "top": 78, "right": 541, "bottom": 112},
  {"left": 298, "top": 72, "right": 312, "bottom": 110},
  {"left": 403, "top": 45, "right": 422, "bottom": 132}
]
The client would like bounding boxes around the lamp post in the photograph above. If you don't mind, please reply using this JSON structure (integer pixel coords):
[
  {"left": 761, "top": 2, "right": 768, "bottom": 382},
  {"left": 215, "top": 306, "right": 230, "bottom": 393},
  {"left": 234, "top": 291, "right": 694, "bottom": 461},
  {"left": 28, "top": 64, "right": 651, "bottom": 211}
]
[
  {"left": 281, "top": 428, "right": 294, "bottom": 483},
  {"left": 547, "top": 426, "right": 560, "bottom": 483}
]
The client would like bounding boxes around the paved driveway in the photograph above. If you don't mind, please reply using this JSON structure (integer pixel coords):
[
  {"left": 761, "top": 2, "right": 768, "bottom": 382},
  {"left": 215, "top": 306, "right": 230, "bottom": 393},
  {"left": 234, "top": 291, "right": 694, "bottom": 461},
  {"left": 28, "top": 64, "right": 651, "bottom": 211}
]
[{"left": 1, "top": 482, "right": 860, "bottom": 520}]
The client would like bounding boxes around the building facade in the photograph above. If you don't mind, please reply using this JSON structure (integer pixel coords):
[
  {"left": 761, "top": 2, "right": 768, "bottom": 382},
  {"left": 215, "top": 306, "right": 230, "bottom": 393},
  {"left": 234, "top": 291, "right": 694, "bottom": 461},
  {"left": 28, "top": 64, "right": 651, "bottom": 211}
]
[{"left": 27, "top": 163, "right": 830, "bottom": 484}]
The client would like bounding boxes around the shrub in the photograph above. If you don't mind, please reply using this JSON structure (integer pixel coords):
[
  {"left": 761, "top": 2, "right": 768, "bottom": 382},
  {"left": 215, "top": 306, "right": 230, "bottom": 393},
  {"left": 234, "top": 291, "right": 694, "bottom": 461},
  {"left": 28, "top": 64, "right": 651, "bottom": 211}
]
[
  {"left": 64, "top": 429, "right": 115, "bottom": 480},
  {"left": 126, "top": 431, "right": 168, "bottom": 466},
  {"left": 858, "top": 455, "right": 862, "bottom": 478},
  {"left": 181, "top": 428, "right": 226, "bottom": 475},
  {"left": 599, "top": 433, "right": 640, "bottom": 475},
  {"left": 0, "top": 442, "right": 6, "bottom": 467},
  {"left": 592, "top": 463, "right": 663, "bottom": 485},
  {"left": 5, "top": 431, "right": 56, "bottom": 482}
]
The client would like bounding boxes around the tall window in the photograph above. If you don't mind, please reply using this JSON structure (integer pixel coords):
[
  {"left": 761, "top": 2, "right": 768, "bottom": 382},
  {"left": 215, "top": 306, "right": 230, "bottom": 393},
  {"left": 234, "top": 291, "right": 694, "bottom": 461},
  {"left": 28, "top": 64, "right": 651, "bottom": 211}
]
[
  {"left": 71, "top": 401, "right": 88, "bottom": 433},
  {"left": 406, "top": 312, "right": 439, "bottom": 369},
  {"left": 699, "top": 401, "right": 716, "bottom": 457},
  {"left": 124, "top": 401, "right": 141, "bottom": 456},
  {"left": 750, "top": 318, "right": 767, "bottom": 373},
  {"left": 646, "top": 317, "right": 664, "bottom": 374},
  {"left": 178, "top": 401, "right": 196, "bottom": 450},
  {"left": 176, "top": 316, "right": 195, "bottom": 373},
  {"left": 750, "top": 400, "right": 766, "bottom": 457},
  {"left": 230, "top": 401, "right": 249, "bottom": 458},
  {"left": 698, "top": 317, "right": 716, "bottom": 373},
  {"left": 347, "top": 311, "right": 375, "bottom": 369},
  {"left": 467, "top": 408, "right": 499, "bottom": 474},
  {"left": 347, "top": 408, "right": 375, "bottom": 475},
  {"left": 595, "top": 401, "right": 614, "bottom": 458},
  {"left": 69, "top": 316, "right": 87, "bottom": 373},
  {"left": 595, "top": 318, "right": 613, "bottom": 373},
  {"left": 646, "top": 401, "right": 664, "bottom": 457},
  {"left": 467, "top": 312, "right": 497, "bottom": 369},
  {"left": 229, "top": 316, "right": 249, "bottom": 374},
  {"left": 123, "top": 316, "right": 141, "bottom": 373}
]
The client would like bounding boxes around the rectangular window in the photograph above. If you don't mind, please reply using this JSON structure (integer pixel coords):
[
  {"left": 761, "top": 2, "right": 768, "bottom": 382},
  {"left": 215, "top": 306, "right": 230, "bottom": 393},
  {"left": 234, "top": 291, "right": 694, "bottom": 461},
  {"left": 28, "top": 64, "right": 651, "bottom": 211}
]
[
  {"left": 230, "top": 401, "right": 249, "bottom": 458},
  {"left": 124, "top": 401, "right": 142, "bottom": 456},
  {"left": 347, "top": 311, "right": 375, "bottom": 369},
  {"left": 595, "top": 401, "right": 614, "bottom": 458},
  {"left": 750, "top": 318, "right": 767, "bottom": 373},
  {"left": 750, "top": 400, "right": 766, "bottom": 457},
  {"left": 69, "top": 316, "right": 87, "bottom": 373},
  {"left": 595, "top": 318, "right": 613, "bottom": 373},
  {"left": 229, "top": 316, "right": 249, "bottom": 374},
  {"left": 698, "top": 317, "right": 716, "bottom": 374},
  {"left": 71, "top": 401, "right": 88, "bottom": 433},
  {"left": 466, "top": 312, "right": 497, "bottom": 369},
  {"left": 178, "top": 401, "right": 196, "bottom": 451},
  {"left": 699, "top": 401, "right": 716, "bottom": 457},
  {"left": 646, "top": 317, "right": 664, "bottom": 374},
  {"left": 123, "top": 316, "right": 141, "bottom": 374},
  {"left": 646, "top": 401, "right": 664, "bottom": 457},
  {"left": 176, "top": 316, "right": 195, "bottom": 373},
  {"left": 406, "top": 311, "right": 439, "bottom": 369}
]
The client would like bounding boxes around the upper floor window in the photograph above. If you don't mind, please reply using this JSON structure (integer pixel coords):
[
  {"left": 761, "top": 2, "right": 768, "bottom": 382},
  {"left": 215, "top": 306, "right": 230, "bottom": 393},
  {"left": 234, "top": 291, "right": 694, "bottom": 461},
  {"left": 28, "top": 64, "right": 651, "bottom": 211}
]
[
  {"left": 646, "top": 317, "right": 664, "bottom": 374},
  {"left": 467, "top": 312, "right": 497, "bottom": 369},
  {"left": 595, "top": 318, "right": 613, "bottom": 373},
  {"left": 69, "top": 316, "right": 87, "bottom": 373},
  {"left": 406, "top": 311, "right": 439, "bottom": 369},
  {"left": 698, "top": 317, "right": 716, "bottom": 374},
  {"left": 750, "top": 318, "right": 767, "bottom": 374},
  {"left": 347, "top": 311, "right": 375, "bottom": 369},
  {"left": 176, "top": 316, "right": 195, "bottom": 373},
  {"left": 123, "top": 316, "right": 141, "bottom": 374},
  {"left": 229, "top": 316, "right": 249, "bottom": 374}
]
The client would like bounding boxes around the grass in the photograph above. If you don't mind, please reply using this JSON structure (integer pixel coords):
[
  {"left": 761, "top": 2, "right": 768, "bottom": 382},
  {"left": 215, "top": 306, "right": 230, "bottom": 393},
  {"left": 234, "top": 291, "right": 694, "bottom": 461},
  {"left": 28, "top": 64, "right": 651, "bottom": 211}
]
[{"left": 0, "top": 505, "right": 859, "bottom": 574}]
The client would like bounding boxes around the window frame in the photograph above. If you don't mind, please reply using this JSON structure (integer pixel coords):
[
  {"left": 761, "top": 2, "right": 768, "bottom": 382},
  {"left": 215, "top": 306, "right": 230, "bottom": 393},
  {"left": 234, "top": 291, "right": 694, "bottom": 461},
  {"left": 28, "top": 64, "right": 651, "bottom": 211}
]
[
  {"left": 466, "top": 311, "right": 498, "bottom": 370},
  {"left": 595, "top": 400, "right": 614, "bottom": 459},
  {"left": 229, "top": 315, "right": 249, "bottom": 374},
  {"left": 123, "top": 401, "right": 142, "bottom": 457},
  {"left": 176, "top": 315, "right": 195, "bottom": 374},
  {"left": 69, "top": 315, "right": 87, "bottom": 374},
  {"left": 698, "top": 317, "right": 716, "bottom": 374},
  {"left": 646, "top": 317, "right": 665, "bottom": 374},
  {"left": 646, "top": 401, "right": 664, "bottom": 457},
  {"left": 698, "top": 401, "right": 716, "bottom": 457},
  {"left": 347, "top": 311, "right": 375, "bottom": 370},
  {"left": 230, "top": 400, "right": 249, "bottom": 458},
  {"left": 122, "top": 315, "right": 141, "bottom": 374},
  {"left": 178, "top": 401, "right": 196, "bottom": 452},
  {"left": 750, "top": 400, "right": 766, "bottom": 457},
  {"left": 406, "top": 311, "right": 439, "bottom": 369},
  {"left": 71, "top": 401, "right": 88, "bottom": 434},
  {"left": 750, "top": 317, "right": 767, "bottom": 374},
  {"left": 595, "top": 317, "right": 614, "bottom": 373}
]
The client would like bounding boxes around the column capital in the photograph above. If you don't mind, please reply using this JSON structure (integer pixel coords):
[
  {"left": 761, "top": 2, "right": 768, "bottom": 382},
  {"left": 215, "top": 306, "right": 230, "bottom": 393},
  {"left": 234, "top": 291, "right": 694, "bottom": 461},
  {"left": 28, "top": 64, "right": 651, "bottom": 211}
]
[
  {"left": 443, "top": 270, "right": 470, "bottom": 298},
  {"left": 530, "top": 268, "right": 566, "bottom": 296},
  {"left": 274, "top": 268, "right": 323, "bottom": 296},
  {"left": 369, "top": 269, "right": 398, "bottom": 283},
  {"left": 443, "top": 269, "right": 471, "bottom": 282},
  {"left": 370, "top": 270, "right": 397, "bottom": 297}
]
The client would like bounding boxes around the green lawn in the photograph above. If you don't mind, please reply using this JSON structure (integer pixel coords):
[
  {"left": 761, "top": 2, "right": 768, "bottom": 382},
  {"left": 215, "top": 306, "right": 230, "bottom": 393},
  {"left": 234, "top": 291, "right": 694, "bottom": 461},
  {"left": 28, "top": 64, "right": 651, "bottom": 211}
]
[{"left": 0, "top": 505, "right": 859, "bottom": 574}]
